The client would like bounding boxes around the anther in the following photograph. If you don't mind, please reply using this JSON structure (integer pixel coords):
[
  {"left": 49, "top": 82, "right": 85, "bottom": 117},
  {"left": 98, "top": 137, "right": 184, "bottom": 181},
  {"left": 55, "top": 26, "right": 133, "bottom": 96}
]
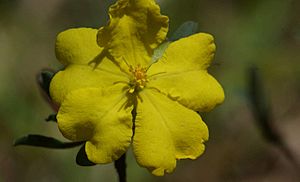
[{"left": 128, "top": 65, "right": 148, "bottom": 93}]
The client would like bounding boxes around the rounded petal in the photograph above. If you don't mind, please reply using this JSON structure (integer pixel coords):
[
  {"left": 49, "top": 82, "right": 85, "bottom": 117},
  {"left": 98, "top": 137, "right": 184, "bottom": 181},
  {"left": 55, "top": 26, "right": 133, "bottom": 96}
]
[
  {"left": 148, "top": 70, "right": 224, "bottom": 112},
  {"left": 56, "top": 28, "right": 102, "bottom": 65},
  {"left": 133, "top": 89, "right": 208, "bottom": 176},
  {"left": 50, "top": 59, "right": 129, "bottom": 105},
  {"left": 97, "top": 0, "right": 169, "bottom": 68},
  {"left": 57, "top": 86, "right": 133, "bottom": 163},
  {"left": 148, "top": 33, "right": 216, "bottom": 72},
  {"left": 147, "top": 33, "right": 224, "bottom": 112}
]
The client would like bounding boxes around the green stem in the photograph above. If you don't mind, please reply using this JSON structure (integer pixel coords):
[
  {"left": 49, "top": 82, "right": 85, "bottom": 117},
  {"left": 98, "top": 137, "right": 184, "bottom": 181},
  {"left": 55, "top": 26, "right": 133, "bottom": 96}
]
[{"left": 114, "top": 153, "right": 127, "bottom": 182}]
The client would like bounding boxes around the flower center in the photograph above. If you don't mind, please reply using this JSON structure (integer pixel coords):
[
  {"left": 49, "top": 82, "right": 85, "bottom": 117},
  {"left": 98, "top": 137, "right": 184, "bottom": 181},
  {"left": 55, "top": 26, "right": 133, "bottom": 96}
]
[{"left": 128, "top": 65, "right": 148, "bottom": 93}]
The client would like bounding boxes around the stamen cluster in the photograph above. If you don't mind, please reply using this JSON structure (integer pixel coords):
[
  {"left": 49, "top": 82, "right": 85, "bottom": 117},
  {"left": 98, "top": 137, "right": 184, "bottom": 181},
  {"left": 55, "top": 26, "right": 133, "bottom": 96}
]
[{"left": 128, "top": 65, "right": 148, "bottom": 93}]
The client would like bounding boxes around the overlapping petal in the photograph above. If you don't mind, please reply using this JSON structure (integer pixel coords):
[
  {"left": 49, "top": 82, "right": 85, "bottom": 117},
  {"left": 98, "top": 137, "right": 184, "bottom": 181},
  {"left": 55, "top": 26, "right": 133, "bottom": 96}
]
[
  {"left": 50, "top": 0, "right": 224, "bottom": 176},
  {"left": 55, "top": 28, "right": 102, "bottom": 65},
  {"left": 57, "top": 85, "right": 133, "bottom": 163},
  {"left": 50, "top": 57, "right": 129, "bottom": 105},
  {"left": 147, "top": 33, "right": 225, "bottom": 112},
  {"left": 133, "top": 89, "right": 208, "bottom": 176},
  {"left": 97, "top": 0, "right": 169, "bottom": 68}
]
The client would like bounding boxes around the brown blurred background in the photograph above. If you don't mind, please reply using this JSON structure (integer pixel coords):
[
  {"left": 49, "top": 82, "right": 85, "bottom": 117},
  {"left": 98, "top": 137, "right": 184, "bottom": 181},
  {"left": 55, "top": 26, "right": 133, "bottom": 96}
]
[{"left": 0, "top": 0, "right": 300, "bottom": 181}]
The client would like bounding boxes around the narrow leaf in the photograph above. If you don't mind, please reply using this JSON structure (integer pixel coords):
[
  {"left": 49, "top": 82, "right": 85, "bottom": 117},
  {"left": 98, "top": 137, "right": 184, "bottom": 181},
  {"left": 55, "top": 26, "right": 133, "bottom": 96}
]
[
  {"left": 14, "top": 134, "right": 84, "bottom": 149},
  {"left": 76, "top": 144, "right": 96, "bottom": 166},
  {"left": 45, "top": 114, "right": 57, "bottom": 122},
  {"left": 151, "top": 41, "right": 170, "bottom": 64},
  {"left": 37, "top": 70, "right": 55, "bottom": 96},
  {"left": 248, "top": 66, "right": 282, "bottom": 144},
  {"left": 248, "top": 66, "right": 299, "bottom": 167},
  {"left": 170, "top": 21, "right": 199, "bottom": 41}
]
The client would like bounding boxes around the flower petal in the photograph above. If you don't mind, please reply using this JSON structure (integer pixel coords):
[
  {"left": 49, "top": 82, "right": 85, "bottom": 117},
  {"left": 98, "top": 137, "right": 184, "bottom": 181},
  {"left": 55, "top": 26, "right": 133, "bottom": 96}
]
[
  {"left": 133, "top": 89, "right": 208, "bottom": 176},
  {"left": 50, "top": 57, "right": 129, "bottom": 105},
  {"left": 147, "top": 33, "right": 224, "bottom": 112},
  {"left": 57, "top": 86, "right": 133, "bottom": 163},
  {"left": 97, "top": 0, "right": 169, "bottom": 68},
  {"left": 148, "top": 70, "right": 224, "bottom": 112},
  {"left": 150, "top": 33, "right": 216, "bottom": 71},
  {"left": 55, "top": 28, "right": 102, "bottom": 65}
]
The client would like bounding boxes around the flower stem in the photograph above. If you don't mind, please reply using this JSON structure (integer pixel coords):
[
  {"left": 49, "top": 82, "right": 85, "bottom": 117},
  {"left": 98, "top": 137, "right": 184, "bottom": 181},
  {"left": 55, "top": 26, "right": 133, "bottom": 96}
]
[{"left": 114, "top": 153, "right": 127, "bottom": 182}]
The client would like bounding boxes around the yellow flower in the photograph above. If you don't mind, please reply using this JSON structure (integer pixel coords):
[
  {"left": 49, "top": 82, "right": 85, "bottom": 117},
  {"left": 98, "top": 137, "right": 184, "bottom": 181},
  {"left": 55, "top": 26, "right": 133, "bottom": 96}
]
[{"left": 50, "top": 0, "right": 224, "bottom": 176}]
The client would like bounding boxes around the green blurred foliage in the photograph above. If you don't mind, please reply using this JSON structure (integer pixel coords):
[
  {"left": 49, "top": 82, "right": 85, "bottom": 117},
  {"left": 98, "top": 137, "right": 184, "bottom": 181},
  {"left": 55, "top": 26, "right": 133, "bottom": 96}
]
[{"left": 0, "top": 0, "right": 300, "bottom": 181}]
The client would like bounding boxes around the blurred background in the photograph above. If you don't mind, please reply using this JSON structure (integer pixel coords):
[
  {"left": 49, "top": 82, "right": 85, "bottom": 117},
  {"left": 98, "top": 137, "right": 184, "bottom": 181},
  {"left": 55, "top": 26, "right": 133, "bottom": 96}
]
[{"left": 0, "top": 0, "right": 300, "bottom": 181}]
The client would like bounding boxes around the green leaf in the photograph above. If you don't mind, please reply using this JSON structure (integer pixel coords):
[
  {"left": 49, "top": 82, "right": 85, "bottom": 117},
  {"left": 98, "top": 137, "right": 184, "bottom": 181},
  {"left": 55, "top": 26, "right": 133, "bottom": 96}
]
[
  {"left": 150, "top": 21, "right": 199, "bottom": 65},
  {"left": 14, "top": 134, "right": 84, "bottom": 149},
  {"left": 151, "top": 41, "right": 170, "bottom": 64},
  {"left": 248, "top": 66, "right": 299, "bottom": 166},
  {"left": 170, "top": 21, "right": 199, "bottom": 41},
  {"left": 45, "top": 114, "right": 57, "bottom": 122},
  {"left": 76, "top": 144, "right": 95, "bottom": 166},
  {"left": 37, "top": 70, "right": 55, "bottom": 96},
  {"left": 248, "top": 66, "right": 280, "bottom": 144}
]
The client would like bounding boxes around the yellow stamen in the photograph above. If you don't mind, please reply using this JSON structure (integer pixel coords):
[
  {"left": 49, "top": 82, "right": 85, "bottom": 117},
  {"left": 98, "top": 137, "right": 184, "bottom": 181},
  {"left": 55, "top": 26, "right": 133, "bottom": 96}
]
[{"left": 128, "top": 64, "right": 148, "bottom": 93}]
